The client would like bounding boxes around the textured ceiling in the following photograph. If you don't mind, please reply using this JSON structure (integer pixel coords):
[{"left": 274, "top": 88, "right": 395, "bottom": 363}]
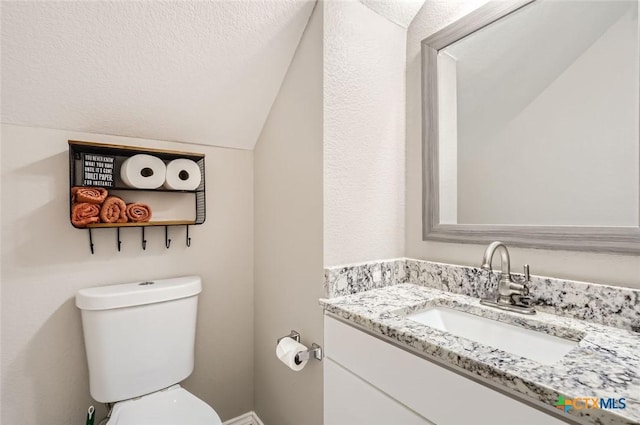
[
  {"left": 359, "top": 0, "right": 426, "bottom": 28},
  {"left": 1, "top": 0, "right": 315, "bottom": 150}
]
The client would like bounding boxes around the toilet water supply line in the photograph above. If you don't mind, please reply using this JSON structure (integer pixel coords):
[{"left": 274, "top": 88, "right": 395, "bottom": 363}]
[
  {"left": 85, "top": 406, "right": 95, "bottom": 425},
  {"left": 86, "top": 404, "right": 112, "bottom": 425}
]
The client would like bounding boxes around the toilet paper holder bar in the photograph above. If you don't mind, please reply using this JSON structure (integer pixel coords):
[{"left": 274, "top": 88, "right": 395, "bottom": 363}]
[
  {"left": 296, "top": 343, "right": 323, "bottom": 363},
  {"left": 277, "top": 330, "right": 323, "bottom": 362},
  {"left": 277, "top": 330, "right": 301, "bottom": 345}
]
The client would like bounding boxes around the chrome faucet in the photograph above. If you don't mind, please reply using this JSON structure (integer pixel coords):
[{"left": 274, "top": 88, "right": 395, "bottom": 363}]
[{"left": 479, "top": 241, "right": 535, "bottom": 314}]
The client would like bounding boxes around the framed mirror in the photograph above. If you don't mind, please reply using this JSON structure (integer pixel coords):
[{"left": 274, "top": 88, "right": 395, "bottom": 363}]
[{"left": 422, "top": 0, "right": 640, "bottom": 254}]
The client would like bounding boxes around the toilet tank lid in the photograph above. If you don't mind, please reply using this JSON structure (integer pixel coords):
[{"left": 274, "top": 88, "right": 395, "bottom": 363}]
[{"left": 76, "top": 276, "right": 202, "bottom": 311}]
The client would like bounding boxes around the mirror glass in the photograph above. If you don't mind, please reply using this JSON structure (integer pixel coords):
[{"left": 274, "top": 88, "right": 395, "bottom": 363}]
[{"left": 435, "top": 0, "right": 639, "bottom": 227}]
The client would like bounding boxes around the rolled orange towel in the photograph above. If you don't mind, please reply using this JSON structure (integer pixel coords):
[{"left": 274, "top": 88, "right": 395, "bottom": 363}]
[
  {"left": 71, "top": 203, "right": 100, "bottom": 228},
  {"left": 100, "top": 196, "right": 128, "bottom": 223},
  {"left": 126, "top": 203, "right": 152, "bottom": 223},
  {"left": 72, "top": 187, "right": 108, "bottom": 204}
]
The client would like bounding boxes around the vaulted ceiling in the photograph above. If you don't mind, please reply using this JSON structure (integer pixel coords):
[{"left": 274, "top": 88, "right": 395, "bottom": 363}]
[
  {"left": 1, "top": 0, "right": 425, "bottom": 150},
  {"left": 1, "top": 0, "right": 316, "bottom": 149},
  {"left": 359, "top": 0, "right": 425, "bottom": 28}
]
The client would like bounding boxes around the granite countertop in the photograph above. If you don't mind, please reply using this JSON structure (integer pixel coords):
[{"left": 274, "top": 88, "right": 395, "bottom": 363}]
[{"left": 320, "top": 283, "right": 640, "bottom": 425}]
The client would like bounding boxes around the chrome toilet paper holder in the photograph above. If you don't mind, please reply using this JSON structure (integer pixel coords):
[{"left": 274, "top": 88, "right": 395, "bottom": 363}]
[{"left": 277, "top": 330, "right": 323, "bottom": 362}]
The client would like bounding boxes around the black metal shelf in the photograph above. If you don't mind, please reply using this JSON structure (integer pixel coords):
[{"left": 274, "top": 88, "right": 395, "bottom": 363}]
[
  {"left": 107, "top": 187, "right": 204, "bottom": 194},
  {"left": 69, "top": 140, "right": 206, "bottom": 253}
]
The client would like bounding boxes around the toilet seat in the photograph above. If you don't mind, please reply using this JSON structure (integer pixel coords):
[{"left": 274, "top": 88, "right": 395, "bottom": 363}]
[{"left": 106, "top": 385, "right": 222, "bottom": 425}]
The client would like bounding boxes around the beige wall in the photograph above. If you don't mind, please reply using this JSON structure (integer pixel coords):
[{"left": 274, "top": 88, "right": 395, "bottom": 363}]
[
  {"left": 323, "top": 0, "right": 407, "bottom": 266},
  {"left": 406, "top": 1, "right": 640, "bottom": 288},
  {"left": 0, "top": 125, "right": 254, "bottom": 424},
  {"left": 253, "top": 3, "right": 324, "bottom": 425},
  {"left": 0, "top": 124, "right": 3, "bottom": 418}
]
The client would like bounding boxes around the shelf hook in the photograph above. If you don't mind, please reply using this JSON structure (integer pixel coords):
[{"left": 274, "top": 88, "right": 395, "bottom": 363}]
[
  {"left": 88, "top": 228, "right": 94, "bottom": 255},
  {"left": 141, "top": 227, "right": 147, "bottom": 250},
  {"left": 165, "top": 226, "right": 171, "bottom": 249},
  {"left": 116, "top": 228, "right": 122, "bottom": 252},
  {"left": 186, "top": 225, "right": 191, "bottom": 247}
]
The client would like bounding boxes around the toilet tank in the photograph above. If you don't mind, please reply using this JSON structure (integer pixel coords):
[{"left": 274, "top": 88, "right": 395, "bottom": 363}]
[{"left": 76, "top": 276, "right": 202, "bottom": 403}]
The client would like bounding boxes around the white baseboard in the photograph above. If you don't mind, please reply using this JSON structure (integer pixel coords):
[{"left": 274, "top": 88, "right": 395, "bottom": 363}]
[{"left": 222, "top": 411, "right": 265, "bottom": 425}]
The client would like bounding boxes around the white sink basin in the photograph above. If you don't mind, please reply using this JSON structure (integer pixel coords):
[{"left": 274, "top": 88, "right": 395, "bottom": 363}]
[{"left": 407, "top": 306, "right": 578, "bottom": 365}]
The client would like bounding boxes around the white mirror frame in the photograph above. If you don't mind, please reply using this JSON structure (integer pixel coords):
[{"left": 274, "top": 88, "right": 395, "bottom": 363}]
[{"left": 422, "top": 0, "right": 640, "bottom": 254}]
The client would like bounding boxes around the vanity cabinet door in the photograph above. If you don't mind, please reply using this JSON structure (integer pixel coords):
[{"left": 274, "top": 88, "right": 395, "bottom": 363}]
[
  {"left": 324, "top": 315, "right": 566, "bottom": 425},
  {"left": 325, "top": 357, "right": 434, "bottom": 425}
]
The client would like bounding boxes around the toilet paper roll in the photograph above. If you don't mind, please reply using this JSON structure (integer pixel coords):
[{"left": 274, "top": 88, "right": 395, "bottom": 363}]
[
  {"left": 120, "top": 154, "right": 166, "bottom": 189},
  {"left": 164, "top": 159, "right": 202, "bottom": 191},
  {"left": 276, "top": 337, "right": 308, "bottom": 372}
]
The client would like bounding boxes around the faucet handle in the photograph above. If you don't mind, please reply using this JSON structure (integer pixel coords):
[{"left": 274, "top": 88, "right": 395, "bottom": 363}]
[
  {"left": 512, "top": 294, "right": 533, "bottom": 307},
  {"left": 523, "top": 264, "right": 530, "bottom": 282}
]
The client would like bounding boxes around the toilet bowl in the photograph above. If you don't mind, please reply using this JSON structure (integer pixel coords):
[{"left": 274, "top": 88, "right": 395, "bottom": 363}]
[
  {"left": 76, "top": 276, "right": 222, "bottom": 424},
  {"left": 106, "top": 385, "right": 221, "bottom": 425}
]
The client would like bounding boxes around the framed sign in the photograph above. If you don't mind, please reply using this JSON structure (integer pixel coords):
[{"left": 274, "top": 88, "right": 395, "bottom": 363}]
[{"left": 82, "top": 153, "right": 115, "bottom": 187}]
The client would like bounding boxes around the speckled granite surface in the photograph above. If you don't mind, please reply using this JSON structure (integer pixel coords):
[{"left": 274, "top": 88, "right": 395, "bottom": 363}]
[
  {"left": 320, "top": 284, "right": 640, "bottom": 425},
  {"left": 325, "top": 259, "right": 640, "bottom": 332},
  {"left": 323, "top": 259, "right": 406, "bottom": 298}
]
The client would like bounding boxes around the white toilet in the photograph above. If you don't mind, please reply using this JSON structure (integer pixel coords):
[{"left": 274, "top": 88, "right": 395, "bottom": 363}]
[{"left": 76, "top": 276, "right": 223, "bottom": 425}]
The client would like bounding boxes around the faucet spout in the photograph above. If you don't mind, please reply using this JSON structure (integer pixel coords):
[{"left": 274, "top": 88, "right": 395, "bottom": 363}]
[
  {"left": 479, "top": 241, "right": 535, "bottom": 314},
  {"left": 481, "top": 241, "right": 511, "bottom": 279}
]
